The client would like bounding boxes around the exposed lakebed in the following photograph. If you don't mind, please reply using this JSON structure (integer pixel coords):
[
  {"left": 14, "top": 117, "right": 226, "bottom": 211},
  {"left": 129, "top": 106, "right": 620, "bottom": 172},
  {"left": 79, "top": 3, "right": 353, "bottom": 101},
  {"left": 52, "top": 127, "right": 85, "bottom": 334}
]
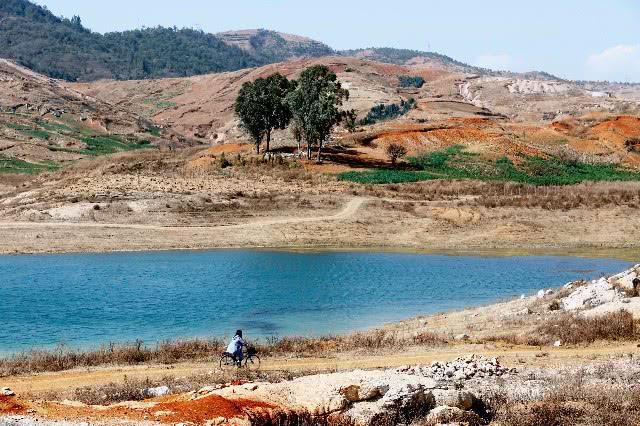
[{"left": 0, "top": 250, "right": 632, "bottom": 354}]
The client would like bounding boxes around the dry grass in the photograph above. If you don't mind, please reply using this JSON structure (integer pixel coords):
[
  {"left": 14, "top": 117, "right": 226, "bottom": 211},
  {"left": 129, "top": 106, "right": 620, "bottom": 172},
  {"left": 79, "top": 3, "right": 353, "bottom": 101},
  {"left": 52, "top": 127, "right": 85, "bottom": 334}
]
[
  {"left": 536, "top": 311, "right": 636, "bottom": 345},
  {"left": 485, "top": 310, "right": 637, "bottom": 346},
  {"left": 491, "top": 375, "right": 640, "bottom": 425},
  {"left": 43, "top": 369, "right": 309, "bottom": 405},
  {"left": 0, "top": 329, "right": 448, "bottom": 377},
  {"left": 0, "top": 338, "right": 224, "bottom": 377}
]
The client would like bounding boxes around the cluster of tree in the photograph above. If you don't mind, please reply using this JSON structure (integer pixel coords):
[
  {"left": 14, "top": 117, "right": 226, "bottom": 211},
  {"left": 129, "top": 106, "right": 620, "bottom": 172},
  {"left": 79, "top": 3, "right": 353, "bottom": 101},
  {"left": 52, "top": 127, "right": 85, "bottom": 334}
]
[
  {"left": 398, "top": 75, "right": 425, "bottom": 88},
  {"left": 360, "top": 98, "right": 416, "bottom": 125},
  {"left": 0, "top": 0, "right": 333, "bottom": 81},
  {"left": 235, "top": 66, "right": 349, "bottom": 161}
]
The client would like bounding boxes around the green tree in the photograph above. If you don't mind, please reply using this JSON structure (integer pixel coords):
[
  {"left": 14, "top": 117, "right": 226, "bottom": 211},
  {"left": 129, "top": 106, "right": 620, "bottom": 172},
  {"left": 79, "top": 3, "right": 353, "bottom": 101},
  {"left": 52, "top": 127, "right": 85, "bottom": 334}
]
[
  {"left": 286, "top": 65, "right": 349, "bottom": 161},
  {"left": 234, "top": 73, "right": 293, "bottom": 153},
  {"left": 343, "top": 109, "right": 358, "bottom": 133}
]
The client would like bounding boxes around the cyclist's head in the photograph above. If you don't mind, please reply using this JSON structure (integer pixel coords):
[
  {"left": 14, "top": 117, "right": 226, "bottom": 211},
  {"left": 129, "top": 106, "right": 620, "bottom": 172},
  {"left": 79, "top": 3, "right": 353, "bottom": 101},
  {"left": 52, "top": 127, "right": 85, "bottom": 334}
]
[{"left": 236, "top": 330, "right": 243, "bottom": 338}]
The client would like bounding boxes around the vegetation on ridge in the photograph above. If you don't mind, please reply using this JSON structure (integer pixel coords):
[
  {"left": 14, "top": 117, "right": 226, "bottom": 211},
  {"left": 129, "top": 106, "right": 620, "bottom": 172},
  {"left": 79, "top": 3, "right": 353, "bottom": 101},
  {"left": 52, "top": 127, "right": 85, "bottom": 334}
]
[
  {"left": 0, "top": 0, "right": 333, "bottom": 81},
  {"left": 339, "top": 145, "right": 640, "bottom": 185}
]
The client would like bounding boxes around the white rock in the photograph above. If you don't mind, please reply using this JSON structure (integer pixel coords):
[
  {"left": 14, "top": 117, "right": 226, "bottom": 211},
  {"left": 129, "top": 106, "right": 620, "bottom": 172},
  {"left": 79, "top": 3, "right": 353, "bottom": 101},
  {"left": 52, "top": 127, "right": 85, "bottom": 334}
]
[
  {"left": 561, "top": 277, "right": 619, "bottom": 311},
  {"left": 554, "top": 340, "right": 562, "bottom": 347},
  {"left": 454, "top": 333, "right": 470, "bottom": 341},
  {"left": 1, "top": 387, "right": 15, "bottom": 396},
  {"left": 426, "top": 405, "right": 465, "bottom": 423},
  {"left": 144, "top": 386, "right": 170, "bottom": 398},
  {"left": 432, "top": 390, "right": 475, "bottom": 410},
  {"left": 537, "top": 289, "right": 546, "bottom": 298}
]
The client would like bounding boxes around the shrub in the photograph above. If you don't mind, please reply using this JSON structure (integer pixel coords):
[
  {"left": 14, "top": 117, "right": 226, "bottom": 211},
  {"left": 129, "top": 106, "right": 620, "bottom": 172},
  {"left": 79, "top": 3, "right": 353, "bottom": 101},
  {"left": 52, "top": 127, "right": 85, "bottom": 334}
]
[
  {"left": 398, "top": 75, "right": 425, "bottom": 88},
  {"left": 360, "top": 98, "right": 416, "bottom": 125},
  {"left": 386, "top": 143, "right": 408, "bottom": 165}
]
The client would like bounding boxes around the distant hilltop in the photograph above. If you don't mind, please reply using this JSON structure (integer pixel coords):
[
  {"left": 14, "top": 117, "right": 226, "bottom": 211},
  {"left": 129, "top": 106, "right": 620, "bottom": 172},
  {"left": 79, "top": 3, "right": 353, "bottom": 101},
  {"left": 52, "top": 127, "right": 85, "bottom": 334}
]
[{"left": 0, "top": 0, "right": 483, "bottom": 82}]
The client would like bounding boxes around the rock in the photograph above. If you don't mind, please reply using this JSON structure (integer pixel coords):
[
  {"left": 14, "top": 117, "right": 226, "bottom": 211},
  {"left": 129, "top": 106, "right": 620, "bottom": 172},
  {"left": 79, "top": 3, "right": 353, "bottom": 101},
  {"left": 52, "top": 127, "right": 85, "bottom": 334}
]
[
  {"left": 340, "top": 385, "right": 361, "bottom": 402},
  {"left": 1, "top": 387, "right": 15, "bottom": 396},
  {"left": 144, "top": 385, "right": 170, "bottom": 398},
  {"left": 432, "top": 389, "right": 475, "bottom": 410},
  {"left": 537, "top": 289, "right": 546, "bottom": 298},
  {"left": 520, "top": 294, "right": 526, "bottom": 299},
  {"left": 454, "top": 333, "right": 470, "bottom": 341},
  {"left": 359, "top": 379, "right": 389, "bottom": 400},
  {"left": 554, "top": 340, "right": 562, "bottom": 347},
  {"left": 426, "top": 405, "right": 466, "bottom": 423},
  {"left": 561, "top": 277, "right": 619, "bottom": 310}
]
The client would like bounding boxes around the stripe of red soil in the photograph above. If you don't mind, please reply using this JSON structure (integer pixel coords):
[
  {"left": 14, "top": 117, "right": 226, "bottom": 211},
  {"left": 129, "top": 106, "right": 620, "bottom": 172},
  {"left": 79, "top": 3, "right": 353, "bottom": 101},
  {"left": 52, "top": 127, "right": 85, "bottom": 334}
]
[
  {"left": 148, "top": 395, "right": 275, "bottom": 424},
  {"left": 0, "top": 396, "right": 27, "bottom": 415}
]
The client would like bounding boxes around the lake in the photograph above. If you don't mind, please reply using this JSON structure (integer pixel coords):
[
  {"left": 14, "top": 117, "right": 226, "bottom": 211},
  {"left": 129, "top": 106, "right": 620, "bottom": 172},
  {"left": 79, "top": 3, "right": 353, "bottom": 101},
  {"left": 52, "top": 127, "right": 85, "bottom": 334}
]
[{"left": 0, "top": 250, "right": 633, "bottom": 354}]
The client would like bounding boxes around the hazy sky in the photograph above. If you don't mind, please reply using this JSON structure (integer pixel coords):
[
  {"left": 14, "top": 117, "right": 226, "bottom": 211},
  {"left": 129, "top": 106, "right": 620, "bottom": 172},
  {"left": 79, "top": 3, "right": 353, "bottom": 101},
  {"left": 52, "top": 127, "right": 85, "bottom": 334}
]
[{"left": 35, "top": 0, "right": 640, "bottom": 82}]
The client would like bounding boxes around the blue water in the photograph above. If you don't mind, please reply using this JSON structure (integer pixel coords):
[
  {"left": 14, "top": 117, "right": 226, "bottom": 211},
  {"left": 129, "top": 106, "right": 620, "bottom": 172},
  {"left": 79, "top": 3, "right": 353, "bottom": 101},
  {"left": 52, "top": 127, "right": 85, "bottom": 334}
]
[{"left": 0, "top": 251, "right": 633, "bottom": 354}]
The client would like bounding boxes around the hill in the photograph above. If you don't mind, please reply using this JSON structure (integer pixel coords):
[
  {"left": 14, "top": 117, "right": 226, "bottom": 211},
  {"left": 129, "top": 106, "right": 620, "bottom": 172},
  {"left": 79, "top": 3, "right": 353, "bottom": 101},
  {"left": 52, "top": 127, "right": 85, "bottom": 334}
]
[
  {"left": 0, "top": 58, "right": 190, "bottom": 176},
  {"left": 340, "top": 47, "right": 482, "bottom": 73},
  {"left": 0, "top": 0, "right": 331, "bottom": 81},
  {"left": 217, "top": 29, "right": 334, "bottom": 63}
]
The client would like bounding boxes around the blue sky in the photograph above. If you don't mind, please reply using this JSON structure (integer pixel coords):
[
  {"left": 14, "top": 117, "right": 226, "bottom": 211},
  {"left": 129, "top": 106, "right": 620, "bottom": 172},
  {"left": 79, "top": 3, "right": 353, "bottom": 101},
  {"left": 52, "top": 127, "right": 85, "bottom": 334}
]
[{"left": 35, "top": 0, "right": 640, "bottom": 82}]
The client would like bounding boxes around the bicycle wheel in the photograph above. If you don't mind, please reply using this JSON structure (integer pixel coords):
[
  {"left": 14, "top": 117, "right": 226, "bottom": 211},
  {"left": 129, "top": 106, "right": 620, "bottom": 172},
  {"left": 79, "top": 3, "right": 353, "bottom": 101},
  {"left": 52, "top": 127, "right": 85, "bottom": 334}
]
[
  {"left": 219, "top": 353, "right": 237, "bottom": 370},
  {"left": 244, "top": 354, "right": 261, "bottom": 369}
]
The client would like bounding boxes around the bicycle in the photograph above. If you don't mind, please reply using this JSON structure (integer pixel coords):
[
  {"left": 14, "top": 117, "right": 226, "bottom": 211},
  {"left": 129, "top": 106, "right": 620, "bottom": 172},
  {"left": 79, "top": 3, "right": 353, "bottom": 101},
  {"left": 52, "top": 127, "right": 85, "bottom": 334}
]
[{"left": 219, "top": 345, "right": 261, "bottom": 370}]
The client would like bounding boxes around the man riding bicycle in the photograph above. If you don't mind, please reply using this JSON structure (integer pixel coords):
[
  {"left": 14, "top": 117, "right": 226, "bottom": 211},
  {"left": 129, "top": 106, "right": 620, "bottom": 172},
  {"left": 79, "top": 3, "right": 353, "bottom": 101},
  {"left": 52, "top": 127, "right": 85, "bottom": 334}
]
[{"left": 226, "top": 330, "right": 245, "bottom": 365}]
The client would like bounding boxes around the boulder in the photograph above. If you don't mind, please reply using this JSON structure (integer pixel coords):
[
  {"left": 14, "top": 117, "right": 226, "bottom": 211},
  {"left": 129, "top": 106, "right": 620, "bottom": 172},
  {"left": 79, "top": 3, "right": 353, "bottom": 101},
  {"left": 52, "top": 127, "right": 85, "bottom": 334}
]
[
  {"left": 1, "top": 387, "right": 15, "bottom": 396},
  {"left": 426, "top": 405, "right": 465, "bottom": 423},
  {"left": 144, "top": 386, "right": 170, "bottom": 398},
  {"left": 432, "top": 389, "right": 475, "bottom": 410},
  {"left": 425, "top": 405, "right": 482, "bottom": 425}
]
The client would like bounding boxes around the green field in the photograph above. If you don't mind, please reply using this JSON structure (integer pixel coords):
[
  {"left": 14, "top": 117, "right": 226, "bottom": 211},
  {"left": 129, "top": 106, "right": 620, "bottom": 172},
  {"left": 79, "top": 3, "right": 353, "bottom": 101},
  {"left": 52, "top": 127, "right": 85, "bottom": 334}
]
[
  {"left": 0, "top": 157, "right": 60, "bottom": 174},
  {"left": 338, "top": 145, "right": 640, "bottom": 186},
  {"left": 1, "top": 117, "right": 154, "bottom": 174}
]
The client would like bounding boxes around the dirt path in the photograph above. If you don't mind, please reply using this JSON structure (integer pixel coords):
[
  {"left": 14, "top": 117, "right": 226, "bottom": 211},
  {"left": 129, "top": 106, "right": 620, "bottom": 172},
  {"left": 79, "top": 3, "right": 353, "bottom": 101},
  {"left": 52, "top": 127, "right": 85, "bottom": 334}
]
[
  {"left": 0, "top": 197, "right": 367, "bottom": 231},
  {"left": 5, "top": 342, "right": 637, "bottom": 395}
]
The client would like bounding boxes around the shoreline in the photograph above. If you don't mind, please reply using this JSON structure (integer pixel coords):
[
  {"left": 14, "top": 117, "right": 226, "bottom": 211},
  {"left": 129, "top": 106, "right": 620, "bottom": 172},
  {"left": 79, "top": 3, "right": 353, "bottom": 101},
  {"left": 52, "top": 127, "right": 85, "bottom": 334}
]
[{"left": 1, "top": 240, "right": 638, "bottom": 261}]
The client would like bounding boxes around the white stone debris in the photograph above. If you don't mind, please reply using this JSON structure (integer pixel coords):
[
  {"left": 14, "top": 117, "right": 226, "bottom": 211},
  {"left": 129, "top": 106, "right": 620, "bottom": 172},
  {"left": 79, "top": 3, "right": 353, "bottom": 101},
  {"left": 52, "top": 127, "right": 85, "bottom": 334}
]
[
  {"left": 397, "top": 354, "right": 514, "bottom": 382},
  {"left": 143, "top": 385, "right": 170, "bottom": 398}
]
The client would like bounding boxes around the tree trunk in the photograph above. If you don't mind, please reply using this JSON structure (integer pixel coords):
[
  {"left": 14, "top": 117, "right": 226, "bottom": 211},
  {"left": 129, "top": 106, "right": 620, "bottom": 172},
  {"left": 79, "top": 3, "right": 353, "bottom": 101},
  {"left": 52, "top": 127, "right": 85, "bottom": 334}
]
[
  {"left": 307, "top": 142, "right": 312, "bottom": 160},
  {"left": 266, "top": 130, "right": 271, "bottom": 153},
  {"left": 255, "top": 141, "right": 260, "bottom": 154},
  {"left": 317, "top": 140, "right": 324, "bottom": 162}
]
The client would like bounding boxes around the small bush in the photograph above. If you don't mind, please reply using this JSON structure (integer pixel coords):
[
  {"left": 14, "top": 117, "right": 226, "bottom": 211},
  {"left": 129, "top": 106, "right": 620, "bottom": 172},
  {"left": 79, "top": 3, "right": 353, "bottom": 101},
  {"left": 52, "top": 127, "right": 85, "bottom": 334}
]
[
  {"left": 386, "top": 143, "right": 408, "bottom": 165},
  {"left": 398, "top": 75, "right": 425, "bottom": 88},
  {"left": 360, "top": 98, "right": 416, "bottom": 125}
]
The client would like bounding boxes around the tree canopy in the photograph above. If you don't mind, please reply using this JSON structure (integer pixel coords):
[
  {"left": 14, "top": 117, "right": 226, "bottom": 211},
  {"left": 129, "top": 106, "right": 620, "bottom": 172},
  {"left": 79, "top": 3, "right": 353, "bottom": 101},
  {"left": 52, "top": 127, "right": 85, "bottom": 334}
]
[
  {"left": 286, "top": 65, "right": 349, "bottom": 160},
  {"left": 235, "top": 73, "right": 294, "bottom": 153}
]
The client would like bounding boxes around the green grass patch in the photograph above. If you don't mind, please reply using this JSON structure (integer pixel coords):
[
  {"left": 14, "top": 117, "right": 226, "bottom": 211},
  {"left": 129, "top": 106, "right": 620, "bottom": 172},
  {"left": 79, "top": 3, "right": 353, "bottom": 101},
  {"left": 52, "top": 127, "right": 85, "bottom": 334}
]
[
  {"left": 35, "top": 119, "right": 75, "bottom": 133},
  {"left": 81, "top": 135, "right": 151, "bottom": 155},
  {"left": 338, "top": 169, "right": 436, "bottom": 184},
  {"left": 5, "top": 122, "right": 51, "bottom": 140},
  {"left": 143, "top": 98, "right": 177, "bottom": 111},
  {"left": 338, "top": 145, "right": 640, "bottom": 186},
  {"left": 0, "top": 157, "right": 60, "bottom": 174},
  {"left": 146, "top": 126, "right": 162, "bottom": 137}
]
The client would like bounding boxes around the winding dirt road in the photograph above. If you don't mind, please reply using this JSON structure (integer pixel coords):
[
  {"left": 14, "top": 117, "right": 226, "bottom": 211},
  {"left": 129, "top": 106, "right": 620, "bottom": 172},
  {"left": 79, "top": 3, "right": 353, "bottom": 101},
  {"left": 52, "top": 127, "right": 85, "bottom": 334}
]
[{"left": 0, "top": 197, "right": 367, "bottom": 231}]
